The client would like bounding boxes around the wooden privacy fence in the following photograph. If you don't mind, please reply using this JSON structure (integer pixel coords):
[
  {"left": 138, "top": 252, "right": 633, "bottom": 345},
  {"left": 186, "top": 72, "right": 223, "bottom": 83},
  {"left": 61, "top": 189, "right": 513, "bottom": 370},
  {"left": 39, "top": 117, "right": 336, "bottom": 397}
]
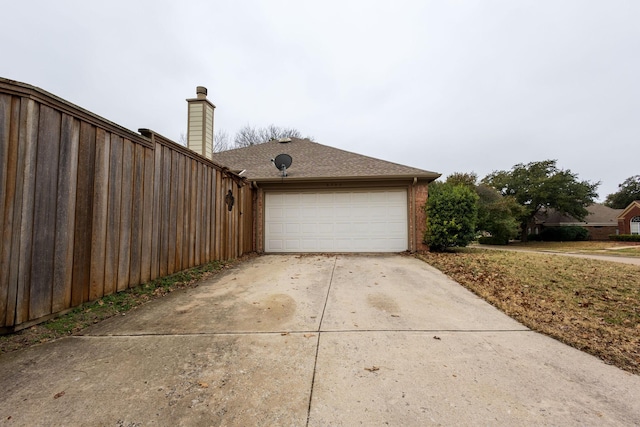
[{"left": 0, "top": 78, "right": 254, "bottom": 332}]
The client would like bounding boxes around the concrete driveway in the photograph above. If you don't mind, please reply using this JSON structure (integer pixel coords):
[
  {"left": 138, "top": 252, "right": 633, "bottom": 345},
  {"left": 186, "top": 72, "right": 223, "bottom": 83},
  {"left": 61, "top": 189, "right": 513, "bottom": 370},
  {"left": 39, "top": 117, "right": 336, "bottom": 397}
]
[{"left": 1, "top": 254, "right": 639, "bottom": 426}]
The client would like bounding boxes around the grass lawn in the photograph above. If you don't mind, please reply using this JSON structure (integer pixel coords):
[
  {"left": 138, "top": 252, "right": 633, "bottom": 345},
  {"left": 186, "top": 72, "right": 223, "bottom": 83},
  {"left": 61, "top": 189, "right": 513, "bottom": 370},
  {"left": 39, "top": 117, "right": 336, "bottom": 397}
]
[{"left": 418, "top": 248, "right": 640, "bottom": 375}]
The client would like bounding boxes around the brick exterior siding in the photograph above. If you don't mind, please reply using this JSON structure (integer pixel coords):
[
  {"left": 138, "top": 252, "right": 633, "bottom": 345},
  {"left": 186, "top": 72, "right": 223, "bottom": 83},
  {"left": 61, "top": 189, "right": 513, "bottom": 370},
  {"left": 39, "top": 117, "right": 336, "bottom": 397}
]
[
  {"left": 415, "top": 183, "right": 429, "bottom": 251},
  {"left": 587, "top": 226, "right": 619, "bottom": 241},
  {"left": 618, "top": 203, "right": 640, "bottom": 234}
]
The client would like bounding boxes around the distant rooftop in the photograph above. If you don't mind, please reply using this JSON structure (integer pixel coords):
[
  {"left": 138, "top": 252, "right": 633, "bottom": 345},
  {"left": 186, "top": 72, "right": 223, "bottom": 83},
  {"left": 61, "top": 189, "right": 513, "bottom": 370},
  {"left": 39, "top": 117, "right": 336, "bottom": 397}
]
[{"left": 535, "top": 204, "right": 623, "bottom": 225}]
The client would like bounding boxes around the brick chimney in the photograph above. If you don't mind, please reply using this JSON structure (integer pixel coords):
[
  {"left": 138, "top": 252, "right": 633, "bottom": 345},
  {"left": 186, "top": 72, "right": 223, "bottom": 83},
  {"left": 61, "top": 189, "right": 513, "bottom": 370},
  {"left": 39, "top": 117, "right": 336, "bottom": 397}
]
[{"left": 186, "top": 86, "right": 215, "bottom": 159}]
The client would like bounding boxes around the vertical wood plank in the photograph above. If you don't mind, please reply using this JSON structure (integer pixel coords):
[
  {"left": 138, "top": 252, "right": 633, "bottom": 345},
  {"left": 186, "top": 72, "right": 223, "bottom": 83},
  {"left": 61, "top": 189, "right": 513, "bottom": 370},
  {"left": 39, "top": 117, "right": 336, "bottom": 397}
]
[
  {"left": 167, "top": 149, "right": 178, "bottom": 275},
  {"left": 140, "top": 147, "right": 154, "bottom": 283},
  {"left": 72, "top": 122, "right": 95, "bottom": 305},
  {"left": 174, "top": 152, "right": 185, "bottom": 271},
  {"left": 222, "top": 177, "right": 228, "bottom": 260},
  {"left": 52, "top": 114, "right": 79, "bottom": 313},
  {"left": 0, "top": 95, "right": 18, "bottom": 326},
  {"left": 188, "top": 160, "right": 197, "bottom": 267},
  {"left": 129, "top": 143, "right": 144, "bottom": 287},
  {"left": 0, "top": 94, "right": 9, "bottom": 261},
  {"left": 194, "top": 163, "right": 203, "bottom": 265},
  {"left": 201, "top": 166, "right": 209, "bottom": 261},
  {"left": 11, "top": 99, "right": 39, "bottom": 325},
  {"left": 159, "top": 145, "right": 171, "bottom": 277},
  {"left": 150, "top": 140, "right": 162, "bottom": 280},
  {"left": 213, "top": 170, "right": 222, "bottom": 260},
  {"left": 202, "top": 166, "right": 213, "bottom": 262},
  {"left": 231, "top": 183, "right": 237, "bottom": 258},
  {"left": 182, "top": 158, "right": 191, "bottom": 268},
  {"left": 117, "top": 139, "right": 133, "bottom": 291},
  {"left": 89, "top": 129, "right": 110, "bottom": 300},
  {"left": 104, "top": 134, "right": 123, "bottom": 296},
  {"left": 209, "top": 169, "right": 219, "bottom": 260},
  {"left": 29, "top": 105, "right": 61, "bottom": 320},
  {"left": 237, "top": 186, "right": 244, "bottom": 257},
  {"left": 247, "top": 186, "right": 255, "bottom": 252}
]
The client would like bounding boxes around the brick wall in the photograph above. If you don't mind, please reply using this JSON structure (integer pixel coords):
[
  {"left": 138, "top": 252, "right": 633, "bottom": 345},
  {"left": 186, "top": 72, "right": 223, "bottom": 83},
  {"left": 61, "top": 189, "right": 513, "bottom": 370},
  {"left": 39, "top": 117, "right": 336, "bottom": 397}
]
[
  {"left": 587, "top": 226, "right": 618, "bottom": 241},
  {"left": 619, "top": 204, "right": 640, "bottom": 234},
  {"left": 415, "top": 183, "right": 429, "bottom": 251}
]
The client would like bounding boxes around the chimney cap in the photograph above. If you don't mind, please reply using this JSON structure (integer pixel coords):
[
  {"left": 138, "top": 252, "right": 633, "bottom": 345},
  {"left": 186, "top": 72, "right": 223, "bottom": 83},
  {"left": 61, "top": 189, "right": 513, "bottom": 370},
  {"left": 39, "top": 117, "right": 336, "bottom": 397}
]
[{"left": 196, "top": 86, "right": 208, "bottom": 99}]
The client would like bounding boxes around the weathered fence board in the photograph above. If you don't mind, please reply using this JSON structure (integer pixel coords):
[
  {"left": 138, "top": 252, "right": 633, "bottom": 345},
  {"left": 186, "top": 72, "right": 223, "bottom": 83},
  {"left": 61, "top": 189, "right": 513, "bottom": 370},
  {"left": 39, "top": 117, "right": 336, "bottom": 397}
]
[
  {"left": 129, "top": 143, "right": 144, "bottom": 287},
  {"left": 140, "top": 147, "right": 154, "bottom": 284},
  {"left": 117, "top": 139, "right": 134, "bottom": 292},
  {"left": 168, "top": 149, "right": 179, "bottom": 275},
  {"left": 104, "top": 134, "right": 123, "bottom": 296},
  {"left": 15, "top": 99, "right": 39, "bottom": 325},
  {"left": 0, "top": 94, "right": 16, "bottom": 327},
  {"left": 71, "top": 122, "right": 96, "bottom": 306},
  {"left": 89, "top": 129, "right": 110, "bottom": 300},
  {"left": 52, "top": 114, "right": 79, "bottom": 313},
  {"left": 0, "top": 79, "right": 255, "bottom": 332}
]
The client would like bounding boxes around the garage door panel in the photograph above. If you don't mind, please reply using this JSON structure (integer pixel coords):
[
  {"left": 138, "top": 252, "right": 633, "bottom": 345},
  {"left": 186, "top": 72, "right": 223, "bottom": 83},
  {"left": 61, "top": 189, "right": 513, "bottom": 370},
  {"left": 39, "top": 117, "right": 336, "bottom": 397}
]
[{"left": 265, "top": 189, "right": 407, "bottom": 252}]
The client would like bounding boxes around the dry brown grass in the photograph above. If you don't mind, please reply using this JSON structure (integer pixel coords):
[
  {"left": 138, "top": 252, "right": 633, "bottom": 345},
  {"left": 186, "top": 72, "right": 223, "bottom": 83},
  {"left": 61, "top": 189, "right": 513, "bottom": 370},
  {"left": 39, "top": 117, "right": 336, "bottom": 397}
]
[{"left": 418, "top": 249, "right": 640, "bottom": 375}]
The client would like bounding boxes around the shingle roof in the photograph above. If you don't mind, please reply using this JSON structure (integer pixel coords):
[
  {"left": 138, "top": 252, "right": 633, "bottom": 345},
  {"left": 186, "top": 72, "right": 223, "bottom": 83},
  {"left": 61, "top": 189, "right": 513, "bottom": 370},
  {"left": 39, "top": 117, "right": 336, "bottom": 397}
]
[
  {"left": 535, "top": 204, "right": 623, "bottom": 225},
  {"left": 211, "top": 138, "right": 440, "bottom": 182}
]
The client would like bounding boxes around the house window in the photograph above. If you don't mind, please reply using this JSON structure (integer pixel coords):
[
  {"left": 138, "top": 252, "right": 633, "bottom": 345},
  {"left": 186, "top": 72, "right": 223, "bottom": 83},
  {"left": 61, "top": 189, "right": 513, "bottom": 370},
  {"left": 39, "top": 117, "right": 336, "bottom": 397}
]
[{"left": 631, "top": 216, "right": 640, "bottom": 235}]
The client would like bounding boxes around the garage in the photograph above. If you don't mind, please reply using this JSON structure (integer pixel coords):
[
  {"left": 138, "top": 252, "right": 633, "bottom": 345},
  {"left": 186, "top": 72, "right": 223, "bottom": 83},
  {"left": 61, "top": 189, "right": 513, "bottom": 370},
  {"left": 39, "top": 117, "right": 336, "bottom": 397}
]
[
  {"left": 212, "top": 137, "right": 440, "bottom": 252},
  {"left": 265, "top": 189, "right": 408, "bottom": 252}
]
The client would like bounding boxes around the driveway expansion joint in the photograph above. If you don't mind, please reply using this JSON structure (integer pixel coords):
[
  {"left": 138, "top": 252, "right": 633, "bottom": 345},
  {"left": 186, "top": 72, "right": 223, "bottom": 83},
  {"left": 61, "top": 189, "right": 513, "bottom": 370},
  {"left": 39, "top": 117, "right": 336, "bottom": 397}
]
[{"left": 306, "top": 255, "right": 338, "bottom": 426}]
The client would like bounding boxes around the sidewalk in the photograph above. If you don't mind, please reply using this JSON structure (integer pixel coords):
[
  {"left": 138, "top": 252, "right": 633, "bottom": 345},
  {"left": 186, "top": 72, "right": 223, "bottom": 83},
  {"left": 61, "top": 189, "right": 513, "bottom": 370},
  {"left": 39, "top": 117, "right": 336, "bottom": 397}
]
[{"left": 472, "top": 244, "right": 640, "bottom": 266}]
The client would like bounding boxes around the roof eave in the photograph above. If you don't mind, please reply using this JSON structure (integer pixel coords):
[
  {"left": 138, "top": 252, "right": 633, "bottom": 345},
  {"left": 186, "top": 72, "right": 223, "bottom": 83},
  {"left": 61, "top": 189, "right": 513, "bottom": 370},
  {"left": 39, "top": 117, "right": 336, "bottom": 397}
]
[{"left": 250, "top": 173, "right": 441, "bottom": 184}]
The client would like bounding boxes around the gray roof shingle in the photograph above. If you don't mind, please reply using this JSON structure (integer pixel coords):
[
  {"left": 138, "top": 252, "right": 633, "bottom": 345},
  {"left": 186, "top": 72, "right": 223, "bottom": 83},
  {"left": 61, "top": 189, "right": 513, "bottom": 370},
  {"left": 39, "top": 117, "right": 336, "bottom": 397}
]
[
  {"left": 211, "top": 138, "right": 440, "bottom": 182},
  {"left": 535, "top": 204, "right": 623, "bottom": 225}
]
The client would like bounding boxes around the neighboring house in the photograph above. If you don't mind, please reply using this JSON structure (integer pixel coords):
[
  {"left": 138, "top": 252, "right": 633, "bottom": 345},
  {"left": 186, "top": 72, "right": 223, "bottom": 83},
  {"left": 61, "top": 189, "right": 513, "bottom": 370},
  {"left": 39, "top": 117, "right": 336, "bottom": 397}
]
[
  {"left": 531, "top": 204, "right": 622, "bottom": 240},
  {"left": 617, "top": 200, "right": 640, "bottom": 235},
  {"left": 211, "top": 138, "right": 440, "bottom": 253}
]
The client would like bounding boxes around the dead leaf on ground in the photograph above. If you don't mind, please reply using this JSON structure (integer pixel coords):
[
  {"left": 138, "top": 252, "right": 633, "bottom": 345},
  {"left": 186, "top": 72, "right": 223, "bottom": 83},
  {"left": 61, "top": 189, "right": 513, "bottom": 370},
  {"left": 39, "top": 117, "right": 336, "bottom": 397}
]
[
  {"left": 303, "top": 333, "right": 315, "bottom": 338},
  {"left": 198, "top": 381, "right": 209, "bottom": 388},
  {"left": 391, "top": 314, "right": 400, "bottom": 317},
  {"left": 433, "top": 336, "right": 441, "bottom": 340},
  {"left": 364, "top": 366, "right": 380, "bottom": 372},
  {"left": 280, "top": 332, "right": 290, "bottom": 336},
  {"left": 54, "top": 391, "right": 65, "bottom": 399}
]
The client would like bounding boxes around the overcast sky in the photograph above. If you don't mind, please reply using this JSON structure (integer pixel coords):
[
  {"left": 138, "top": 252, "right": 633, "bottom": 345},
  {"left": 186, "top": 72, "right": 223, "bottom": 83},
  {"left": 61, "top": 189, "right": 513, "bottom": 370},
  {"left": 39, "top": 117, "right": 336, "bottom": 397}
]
[{"left": 2, "top": 1, "right": 638, "bottom": 200}]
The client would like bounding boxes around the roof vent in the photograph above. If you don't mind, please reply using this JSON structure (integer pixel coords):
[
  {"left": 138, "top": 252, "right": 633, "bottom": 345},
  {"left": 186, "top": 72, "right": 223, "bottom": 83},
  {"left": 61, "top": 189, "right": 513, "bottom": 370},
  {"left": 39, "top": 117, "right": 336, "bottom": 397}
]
[
  {"left": 278, "top": 138, "right": 292, "bottom": 143},
  {"left": 196, "top": 86, "right": 207, "bottom": 99}
]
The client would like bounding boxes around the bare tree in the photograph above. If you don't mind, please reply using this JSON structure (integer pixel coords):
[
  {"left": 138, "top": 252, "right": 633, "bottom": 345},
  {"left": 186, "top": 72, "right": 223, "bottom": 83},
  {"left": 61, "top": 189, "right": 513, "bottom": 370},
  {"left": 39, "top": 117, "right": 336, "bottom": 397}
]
[
  {"left": 179, "top": 129, "right": 232, "bottom": 152},
  {"left": 233, "top": 124, "right": 305, "bottom": 148},
  {"left": 214, "top": 129, "right": 232, "bottom": 152}
]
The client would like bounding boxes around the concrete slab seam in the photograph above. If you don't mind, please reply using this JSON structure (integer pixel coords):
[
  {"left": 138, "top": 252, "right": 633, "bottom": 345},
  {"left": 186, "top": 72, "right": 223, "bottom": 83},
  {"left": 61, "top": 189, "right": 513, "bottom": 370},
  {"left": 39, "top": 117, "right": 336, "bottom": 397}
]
[{"left": 306, "top": 255, "right": 338, "bottom": 427}]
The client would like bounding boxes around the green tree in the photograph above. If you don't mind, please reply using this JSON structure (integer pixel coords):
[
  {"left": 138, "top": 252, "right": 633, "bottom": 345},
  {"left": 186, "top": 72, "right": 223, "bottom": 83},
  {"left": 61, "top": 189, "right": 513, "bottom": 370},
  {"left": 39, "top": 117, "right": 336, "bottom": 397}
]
[
  {"left": 443, "top": 173, "right": 521, "bottom": 244},
  {"left": 424, "top": 182, "right": 478, "bottom": 251},
  {"left": 604, "top": 175, "right": 640, "bottom": 209},
  {"left": 483, "top": 160, "right": 599, "bottom": 239},
  {"left": 475, "top": 184, "right": 523, "bottom": 243},
  {"left": 445, "top": 172, "right": 478, "bottom": 188}
]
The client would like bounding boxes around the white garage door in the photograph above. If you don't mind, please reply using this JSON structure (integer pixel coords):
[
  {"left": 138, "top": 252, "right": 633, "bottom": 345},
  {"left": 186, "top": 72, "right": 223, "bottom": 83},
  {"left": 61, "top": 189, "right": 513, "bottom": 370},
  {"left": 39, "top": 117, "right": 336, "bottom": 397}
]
[{"left": 265, "top": 189, "right": 408, "bottom": 252}]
